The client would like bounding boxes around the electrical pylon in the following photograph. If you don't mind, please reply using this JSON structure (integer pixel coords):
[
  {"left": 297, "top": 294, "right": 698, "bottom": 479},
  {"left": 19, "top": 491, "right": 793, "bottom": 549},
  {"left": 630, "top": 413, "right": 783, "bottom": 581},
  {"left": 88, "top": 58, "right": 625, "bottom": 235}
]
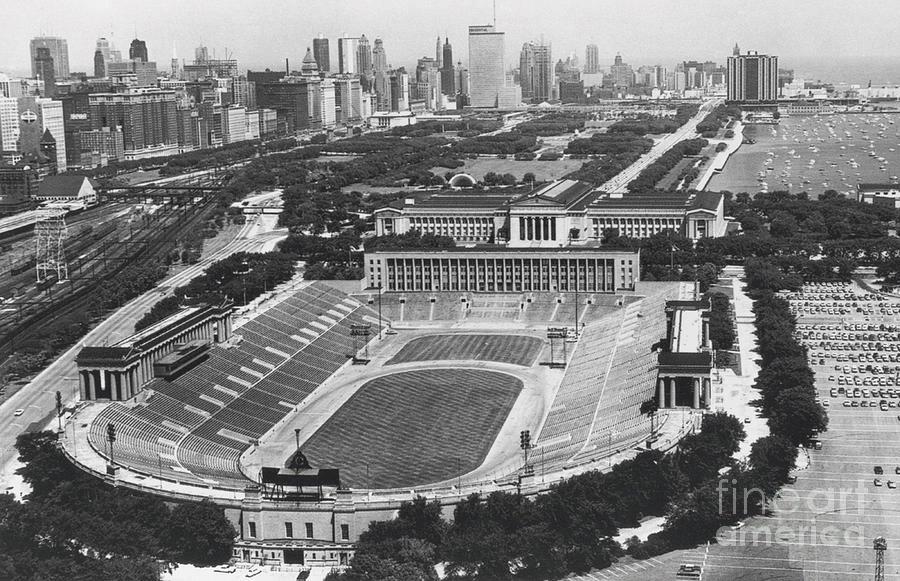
[{"left": 34, "top": 208, "right": 68, "bottom": 283}]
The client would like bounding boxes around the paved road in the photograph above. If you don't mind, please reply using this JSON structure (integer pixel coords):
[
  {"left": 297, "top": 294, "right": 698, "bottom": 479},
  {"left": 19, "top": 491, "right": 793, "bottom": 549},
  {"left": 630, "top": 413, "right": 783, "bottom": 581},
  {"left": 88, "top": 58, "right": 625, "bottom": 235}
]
[
  {"left": 597, "top": 99, "right": 722, "bottom": 193},
  {"left": 0, "top": 208, "right": 286, "bottom": 491}
]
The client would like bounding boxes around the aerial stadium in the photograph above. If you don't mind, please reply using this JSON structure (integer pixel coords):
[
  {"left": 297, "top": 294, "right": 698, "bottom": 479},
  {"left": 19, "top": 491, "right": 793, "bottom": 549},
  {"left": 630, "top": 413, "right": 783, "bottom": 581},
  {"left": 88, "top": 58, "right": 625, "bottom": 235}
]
[{"left": 64, "top": 182, "right": 717, "bottom": 568}]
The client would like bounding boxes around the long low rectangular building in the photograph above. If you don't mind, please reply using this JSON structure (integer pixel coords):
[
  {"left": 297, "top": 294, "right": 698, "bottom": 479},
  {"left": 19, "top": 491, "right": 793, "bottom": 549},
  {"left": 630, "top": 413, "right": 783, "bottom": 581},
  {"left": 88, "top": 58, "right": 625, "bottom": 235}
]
[
  {"left": 373, "top": 179, "right": 729, "bottom": 246},
  {"left": 364, "top": 246, "right": 640, "bottom": 293}
]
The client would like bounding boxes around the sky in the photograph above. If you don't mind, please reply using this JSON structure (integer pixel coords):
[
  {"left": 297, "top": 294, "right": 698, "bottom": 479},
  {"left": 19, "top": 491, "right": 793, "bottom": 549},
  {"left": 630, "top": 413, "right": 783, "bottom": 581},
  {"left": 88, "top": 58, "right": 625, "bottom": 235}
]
[{"left": 5, "top": 0, "right": 900, "bottom": 79}]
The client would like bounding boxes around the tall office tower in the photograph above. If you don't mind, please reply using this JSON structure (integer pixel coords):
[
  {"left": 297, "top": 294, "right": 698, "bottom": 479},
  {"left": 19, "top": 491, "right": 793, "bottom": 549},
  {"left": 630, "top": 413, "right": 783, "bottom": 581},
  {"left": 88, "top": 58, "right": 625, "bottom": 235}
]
[
  {"left": 37, "top": 98, "right": 66, "bottom": 171},
  {"left": 338, "top": 36, "right": 359, "bottom": 74},
  {"left": 30, "top": 37, "right": 70, "bottom": 79},
  {"left": 320, "top": 77, "right": 336, "bottom": 129},
  {"left": 374, "top": 71, "right": 391, "bottom": 111},
  {"left": 456, "top": 63, "right": 469, "bottom": 96},
  {"left": 415, "top": 57, "right": 442, "bottom": 110},
  {"left": 130, "top": 39, "right": 149, "bottom": 62},
  {"left": 441, "top": 37, "right": 455, "bottom": 95},
  {"left": 726, "top": 50, "right": 778, "bottom": 103},
  {"left": 96, "top": 37, "right": 111, "bottom": 62},
  {"left": 233, "top": 76, "right": 257, "bottom": 109},
  {"left": 300, "top": 47, "right": 319, "bottom": 77},
  {"left": 373, "top": 38, "right": 387, "bottom": 73},
  {"left": 94, "top": 50, "right": 106, "bottom": 78},
  {"left": 584, "top": 44, "right": 599, "bottom": 74},
  {"left": 34, "top": 48, "right": 56, "bottom": 98},
  {"left": 357, "top": 35, "right": 372, "bottom": 76},
  {"left": 468, "top": 24, "right": 505, "bottom": 108},
  {"left": 610, "top": 53, "right": 633, "bottom": 88},
  {"left": 195, "top": 45, "right": 209, "bottom": 63},
  {"left": 519, "top": 41, "right": 552, "bottom": 102},
  {"left": 435, "top": 36, "right": 443, "bottom": 69},
  {"left": 313, "top": 34, "right": 330, "bottom": 72},
  {"left": 0, "top": 97, "right": 19, "bottom": 151}
]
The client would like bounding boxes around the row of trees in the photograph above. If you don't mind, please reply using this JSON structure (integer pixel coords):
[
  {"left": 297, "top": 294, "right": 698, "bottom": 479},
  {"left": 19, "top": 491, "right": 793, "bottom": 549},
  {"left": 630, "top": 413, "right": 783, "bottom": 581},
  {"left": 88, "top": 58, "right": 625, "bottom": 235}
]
[
  {"left": 745, "top": 262, "right": 829, "bottom": 445},
  {"left": 512, "top": 112, "right": 587, "bottom": 136},
  {"left": 134, "top": 251, "right": 298, "bottom": 331},
  {"left": 626, "top": 138, "right": 708, "bottom": 192},
  {"left": 605, "top": 104, "right": 700, "bottom": 136},
  {"left": 1, "top": 431, "right": 236, "bottom": 581},
  {"left": 695, "top": 104, "right": 741, "bottom": 137}
]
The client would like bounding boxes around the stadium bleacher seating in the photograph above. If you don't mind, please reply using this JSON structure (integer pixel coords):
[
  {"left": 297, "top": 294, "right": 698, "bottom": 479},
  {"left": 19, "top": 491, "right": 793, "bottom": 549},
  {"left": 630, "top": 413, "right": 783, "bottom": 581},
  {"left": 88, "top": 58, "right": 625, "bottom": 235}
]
[
  {"left": 87, "top": 282, "right": 381, "bottom": 489},
  {"left": 534, "top": 283, "right": 683, "bottom": 470}
]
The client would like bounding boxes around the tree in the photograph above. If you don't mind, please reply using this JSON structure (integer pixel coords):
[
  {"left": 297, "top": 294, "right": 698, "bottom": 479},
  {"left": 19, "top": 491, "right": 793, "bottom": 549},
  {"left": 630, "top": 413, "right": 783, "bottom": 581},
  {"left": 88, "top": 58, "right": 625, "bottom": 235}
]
[
  {"left": 167, "top": 500, "right": 236, "bottom": 565},
  {"left": 523, "top": 172, "right": 536, "bottom": 184},
  {"left": 748, "top": 435, "right": 798, "bottom": 497},
  {"left": 768, "top": 387, "right": 828, "bottom": 445}
]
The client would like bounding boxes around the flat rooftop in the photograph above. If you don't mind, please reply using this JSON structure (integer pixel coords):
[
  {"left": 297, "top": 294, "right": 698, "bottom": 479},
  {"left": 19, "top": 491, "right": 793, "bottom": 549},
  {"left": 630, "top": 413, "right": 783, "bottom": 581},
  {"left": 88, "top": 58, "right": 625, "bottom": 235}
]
[{"left": 671, "top": 308, "right": 702, "bottom": 353}]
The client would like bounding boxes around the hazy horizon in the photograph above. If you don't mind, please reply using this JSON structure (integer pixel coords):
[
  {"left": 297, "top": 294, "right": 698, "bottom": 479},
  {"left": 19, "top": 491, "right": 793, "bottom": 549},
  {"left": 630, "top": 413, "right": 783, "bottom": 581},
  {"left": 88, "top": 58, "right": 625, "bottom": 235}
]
[{"left": 6, "top": 0, "right": 900, "bottom": 82}]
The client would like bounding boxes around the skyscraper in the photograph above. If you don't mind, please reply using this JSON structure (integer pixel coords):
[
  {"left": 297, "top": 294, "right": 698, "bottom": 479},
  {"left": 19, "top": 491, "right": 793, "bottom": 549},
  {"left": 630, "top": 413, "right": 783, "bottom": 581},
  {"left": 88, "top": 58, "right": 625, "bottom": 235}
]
[
  {"left": 441, "top": 38, "right": 455, "bottom": 95},
  {"left": 195, "top": 45, "right": 209, "bottom": 63},
  {"left": 313, "top": 35, "right": 330, "bottom": 72},
  {"left": 519, "top": 41, "right": 552, "bottom": 103},
  {"left": 727, "top": 50, "right": 777, "bottom": 103},
  {"left": 468, "top": 25, "right": 505, "bottom": 108},
  {"left": 34, "top": 48, "right": 56, "bottom": 98},
  {"left": 357, "top": 35, "right": 372, "bottom": 76},
  {"left": 338, "top": 36, "right": 359, "bottom": 75},
  {"left": 610, "top": 54, "right": 633, "bottom": 88},
  {"left": 373, "top": 38, "right": 387, "bottom": 73},
  {"left": 30, "top": 36, "right": 70, "bottom": 79},
  {"left": 584, "top": 44, "right": 599, "bottom": 74},
  {"left": 130, "top": 39, "right": 149, "bottom": 62},
  {"left": 94, "top": 50, "right": 106, "bottom": 78},
  {"left": 436, "top": 36, "right": 443, "bottom": 69}
]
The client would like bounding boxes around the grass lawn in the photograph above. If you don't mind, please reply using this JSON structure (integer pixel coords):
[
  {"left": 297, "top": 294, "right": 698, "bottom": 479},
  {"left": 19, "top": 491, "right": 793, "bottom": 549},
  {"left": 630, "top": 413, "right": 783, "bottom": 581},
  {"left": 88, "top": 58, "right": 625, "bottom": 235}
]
[
  {"left": 300, "top": 369, "right": 523, "bottom": 488},
  {"left": 387, "top": 334, "right": 543, "bottom": 367}
]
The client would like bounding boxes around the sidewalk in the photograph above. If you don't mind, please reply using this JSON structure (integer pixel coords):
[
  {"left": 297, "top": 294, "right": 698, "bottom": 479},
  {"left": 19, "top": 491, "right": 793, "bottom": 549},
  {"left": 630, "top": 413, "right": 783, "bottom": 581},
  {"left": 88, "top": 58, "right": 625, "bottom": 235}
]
[{"left": 718, "top": 267, "right": 768, "bottom": 460}]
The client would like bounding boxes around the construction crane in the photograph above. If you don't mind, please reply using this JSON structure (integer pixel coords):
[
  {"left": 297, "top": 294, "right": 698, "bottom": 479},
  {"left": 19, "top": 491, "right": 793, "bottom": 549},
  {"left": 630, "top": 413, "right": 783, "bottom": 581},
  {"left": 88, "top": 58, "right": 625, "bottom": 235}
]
[{"left": 875, "top": 536, "right": 887, "bottom": 581}]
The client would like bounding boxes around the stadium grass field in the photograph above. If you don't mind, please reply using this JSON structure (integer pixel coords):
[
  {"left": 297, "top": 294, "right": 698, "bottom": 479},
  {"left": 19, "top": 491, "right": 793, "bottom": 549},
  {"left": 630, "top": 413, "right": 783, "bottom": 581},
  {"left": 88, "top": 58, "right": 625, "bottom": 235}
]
[
  {"left": 300, "top": 369, "right": 523, "bottom": 489},
  {"left": 386, "top": 334, "right": 543, "bottom": 367}
]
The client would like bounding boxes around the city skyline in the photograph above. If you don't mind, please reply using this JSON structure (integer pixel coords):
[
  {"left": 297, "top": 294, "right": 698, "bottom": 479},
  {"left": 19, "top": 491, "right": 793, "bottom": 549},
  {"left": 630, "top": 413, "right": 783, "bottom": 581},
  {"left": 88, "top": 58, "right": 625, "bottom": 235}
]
[{"left": 8, "top": 0, "right": 900, "bottom": 80}]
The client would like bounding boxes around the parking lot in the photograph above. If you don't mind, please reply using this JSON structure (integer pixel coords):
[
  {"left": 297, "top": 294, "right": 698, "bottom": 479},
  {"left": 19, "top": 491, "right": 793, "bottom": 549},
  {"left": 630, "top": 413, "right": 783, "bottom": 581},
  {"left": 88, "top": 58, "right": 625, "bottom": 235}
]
[{"left": 767, "top": 281, "right": 900, "bottom": 579}]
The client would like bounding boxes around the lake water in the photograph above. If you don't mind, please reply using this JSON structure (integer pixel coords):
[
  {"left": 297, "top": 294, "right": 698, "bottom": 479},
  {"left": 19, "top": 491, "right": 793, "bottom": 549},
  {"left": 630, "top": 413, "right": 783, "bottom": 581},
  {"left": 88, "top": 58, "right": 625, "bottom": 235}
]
[{"left": 708, "top": 112, "right": 900, "bottom": 196}]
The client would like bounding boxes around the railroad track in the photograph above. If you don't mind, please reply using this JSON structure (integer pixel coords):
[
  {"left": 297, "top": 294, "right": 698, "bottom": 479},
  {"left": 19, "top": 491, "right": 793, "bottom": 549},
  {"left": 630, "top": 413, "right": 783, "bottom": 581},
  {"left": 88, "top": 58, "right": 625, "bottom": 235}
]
[{"left": 0, "top": 183, "right": 223, "bottom": 359}]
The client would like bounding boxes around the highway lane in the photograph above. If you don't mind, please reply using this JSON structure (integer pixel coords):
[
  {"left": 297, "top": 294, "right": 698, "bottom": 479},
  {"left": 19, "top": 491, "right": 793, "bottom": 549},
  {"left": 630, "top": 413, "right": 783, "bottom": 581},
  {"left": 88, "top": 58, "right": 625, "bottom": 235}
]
[
  {"left": 597, "top": 98, "right": 722, "bottom": 193},
  {"left": 0, "top": 209, "right": 287, "bottom": 491}
]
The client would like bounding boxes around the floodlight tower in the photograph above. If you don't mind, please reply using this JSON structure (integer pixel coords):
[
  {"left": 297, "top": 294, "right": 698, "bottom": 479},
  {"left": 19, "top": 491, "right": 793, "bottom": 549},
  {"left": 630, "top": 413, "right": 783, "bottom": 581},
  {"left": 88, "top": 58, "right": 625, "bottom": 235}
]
[{"left": 875, "top": 536, "right": 887, "bottom": 581}]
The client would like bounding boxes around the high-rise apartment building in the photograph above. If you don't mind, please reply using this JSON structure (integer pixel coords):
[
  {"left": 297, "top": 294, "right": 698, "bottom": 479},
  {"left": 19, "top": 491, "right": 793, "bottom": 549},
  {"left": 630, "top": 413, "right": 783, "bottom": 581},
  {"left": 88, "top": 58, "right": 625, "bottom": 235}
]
[
  {"left": 338, "top": 36, "right": 360, "bottom": 75},
  {"left": 320, "top": 78, "right": 336, "bottom": 129},
  {"left": 30, "top": 37, "right": 69, "bottom": 79},
  {"left": 584, "top": 44, "right": 600, "bottom": 74},
  {"left": 468, "top": 25, "right": 505, "bottom": 108},
  {"left": 313, "top": 35, "right": 330, "bottom": 72},
  {"left": 88, "top": 90, "right": 179, "bottom": 159},
  {"left": 727, "top": 51, "right": 778, "bottom": 103},
  {"left": 519, "top": 41, "right": 553, "bottom": 103},
  {"left": 129, "top": 39, "right": 149, "bottom": 62},
  {"left": 34, "top": 48, "right": 57, "bottom": 98}
]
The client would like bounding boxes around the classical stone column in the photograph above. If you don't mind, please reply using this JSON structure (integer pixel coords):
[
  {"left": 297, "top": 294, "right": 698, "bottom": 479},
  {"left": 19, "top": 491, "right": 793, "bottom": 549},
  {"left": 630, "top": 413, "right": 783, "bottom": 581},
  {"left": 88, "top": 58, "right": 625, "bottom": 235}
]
[
  {"left": 669, "top": 378, "right": 677, "bottom": 408},
  {"left": 657, "top": 377, "right": 665, "bottom": 408},
  {"left": 693, "top": 377, "right": 701, "bottom": 409}
]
